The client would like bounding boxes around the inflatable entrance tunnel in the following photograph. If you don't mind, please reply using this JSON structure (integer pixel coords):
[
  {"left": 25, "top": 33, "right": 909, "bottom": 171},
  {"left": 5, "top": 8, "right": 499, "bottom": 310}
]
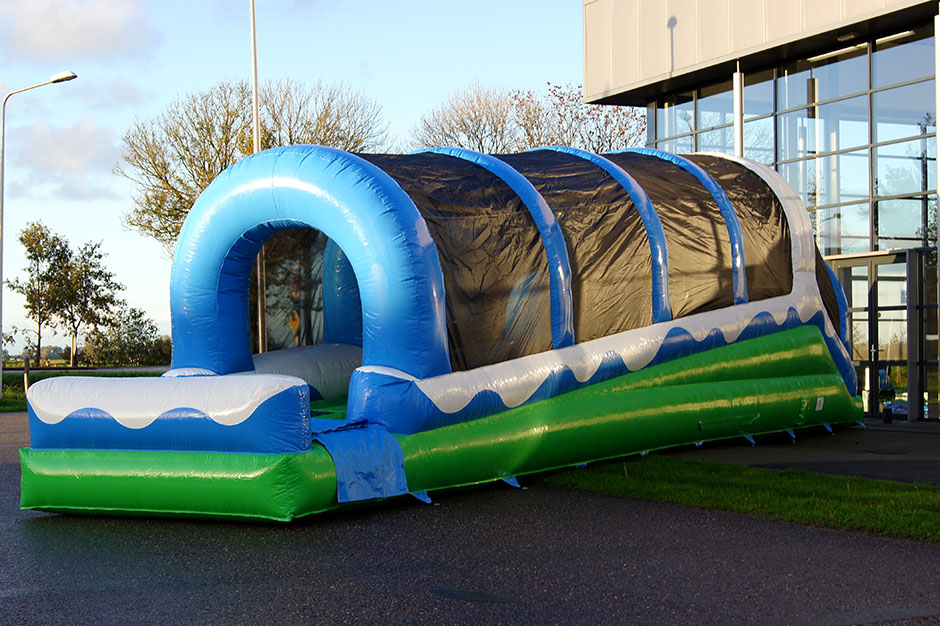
[{"left": 21, "top": 146, "right": 861, "bottom": 520}]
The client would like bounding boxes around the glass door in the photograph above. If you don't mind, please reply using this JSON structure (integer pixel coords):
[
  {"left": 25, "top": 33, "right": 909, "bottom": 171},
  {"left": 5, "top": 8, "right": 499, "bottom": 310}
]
[{"left": 832, "top": 250, "right": 932, "bottom": 420}]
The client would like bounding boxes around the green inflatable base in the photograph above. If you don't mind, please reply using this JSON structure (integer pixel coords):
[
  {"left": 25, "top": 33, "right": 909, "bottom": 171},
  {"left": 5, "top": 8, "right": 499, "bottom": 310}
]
[{"left": 21, "top": 326, "right": 862, "bottom": 521}]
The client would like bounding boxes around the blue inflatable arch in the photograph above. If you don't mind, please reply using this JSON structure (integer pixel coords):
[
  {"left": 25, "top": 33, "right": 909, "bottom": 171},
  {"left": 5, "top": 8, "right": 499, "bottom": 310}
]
[{"left": 169, "top": 146, "right": 451, "bottom": 378}]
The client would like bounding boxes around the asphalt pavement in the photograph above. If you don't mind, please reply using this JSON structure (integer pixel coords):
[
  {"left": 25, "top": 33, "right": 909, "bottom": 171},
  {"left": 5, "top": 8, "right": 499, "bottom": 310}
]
[
  {"left": 4, "top": 411, "right": 940, "bottom": 625},
  {"left": 665, "top": 418, "right": 940, "bottom": 485}
]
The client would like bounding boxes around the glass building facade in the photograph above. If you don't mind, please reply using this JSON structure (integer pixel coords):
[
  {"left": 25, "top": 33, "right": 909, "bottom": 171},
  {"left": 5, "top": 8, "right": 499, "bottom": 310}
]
[{"left": 648, "top": 27, "right": 938, "bottom": 417}]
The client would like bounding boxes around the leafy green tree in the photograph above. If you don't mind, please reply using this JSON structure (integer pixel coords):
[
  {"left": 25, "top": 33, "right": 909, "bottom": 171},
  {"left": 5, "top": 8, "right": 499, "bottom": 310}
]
[
  {"left": 55, "top": 241, "right": 124, "bottom": 367},
  {"left": 6, "top": 222, "right": 69, "bottom": 362},
  {"left": 84, "top": 305, "right": 170, "bottom": 367}
]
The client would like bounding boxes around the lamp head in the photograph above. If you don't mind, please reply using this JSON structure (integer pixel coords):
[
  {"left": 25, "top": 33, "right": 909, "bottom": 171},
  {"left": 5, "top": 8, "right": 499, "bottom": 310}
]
[{"left": 49, "top": 71, "right": 77, "bottom": 84}]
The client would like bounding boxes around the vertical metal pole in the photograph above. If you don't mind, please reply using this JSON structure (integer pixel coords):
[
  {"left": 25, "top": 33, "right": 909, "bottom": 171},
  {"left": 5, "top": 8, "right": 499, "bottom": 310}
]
[
  {"left": 250, "top": 0, "right": 267, "bottom": 353},
  {"left": 907, "top": 250, "right": 923, "bottom": 421},
  {"left": 733, "top": 61, "right": 744, "bottom": 157},
  {"left": 935, "top": 7, "right": 939, "bottom": 415},
  {"left": 0, "top": 94, "right": 7, "bottom": 398}
]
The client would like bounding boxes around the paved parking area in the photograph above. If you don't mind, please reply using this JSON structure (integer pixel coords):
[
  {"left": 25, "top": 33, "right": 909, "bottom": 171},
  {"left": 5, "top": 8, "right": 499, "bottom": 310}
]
[{"left": 5, "top": 411, "right": 940, "bottom": 625}]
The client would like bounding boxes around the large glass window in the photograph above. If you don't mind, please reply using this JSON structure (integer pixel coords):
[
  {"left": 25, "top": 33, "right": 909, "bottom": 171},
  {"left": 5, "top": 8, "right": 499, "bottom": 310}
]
[
  {"left": 777, "top": 95, "right": 869, "bottom": 161},
  {"left": 697, "top": 79, "right": 733, "bottom": 129},
  {"left": 875, "top": 136, "right": 937, "bottom": 197},
  {"left": 778, "top": 45, "right": 868, "bottom": 110},
  {"left": 873, "top": 28, "right": 934, "bottom": 88},
  {"left": 813, "top": 202, "right": 871, "bottom": 255},
  {"left": 656, "top": 92, "right": 694, "bottom": 139},
  {"left": 744, "top": 69, "right": 774, "bottom": 118},
  {"left": 697, "top": 124, "right": 733, "bottom": 153},
  {"left": 779, "top": 150, "right": 868, "bottom": 208},
  {"left": 873, "top": 79, "right": 936, "bottom": 143},
  {"left": 743, "top": 117, "right": 774, "bottom": 164},
  {"left": 876, "top": 194, "right": 935, "bottom": 249},
  {"left": 657, "top": 135, "right": 694, "bottom": 154},
  {"left": 643, "top": 27, "right": 938, "bottom": 418},
  {"left": 647, "top": 29, "right": 936, "bottom": 262}
]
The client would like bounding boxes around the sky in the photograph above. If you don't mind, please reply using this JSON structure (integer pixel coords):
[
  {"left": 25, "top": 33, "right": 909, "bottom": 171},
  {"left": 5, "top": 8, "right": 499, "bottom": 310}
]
[{"left": 0, "top": 0, "right": 585, "bottom": 352}]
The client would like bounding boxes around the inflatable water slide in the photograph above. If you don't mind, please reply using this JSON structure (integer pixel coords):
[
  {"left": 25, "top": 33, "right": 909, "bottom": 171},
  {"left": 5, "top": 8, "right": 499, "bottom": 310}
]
[{"left": 20, "top": 146, "right": 862, "bottom": 521}]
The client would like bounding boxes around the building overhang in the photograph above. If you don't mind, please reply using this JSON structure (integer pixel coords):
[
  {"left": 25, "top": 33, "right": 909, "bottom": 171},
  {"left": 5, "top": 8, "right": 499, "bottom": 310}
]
[{"left": 588, "top": 1, "right": 936, "bottom": 106}]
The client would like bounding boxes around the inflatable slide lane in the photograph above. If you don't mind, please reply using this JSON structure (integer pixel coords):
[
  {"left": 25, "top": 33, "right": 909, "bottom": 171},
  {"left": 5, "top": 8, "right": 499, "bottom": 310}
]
[{"left": 20, "top": 146, "right": 862, "bottom": 521}]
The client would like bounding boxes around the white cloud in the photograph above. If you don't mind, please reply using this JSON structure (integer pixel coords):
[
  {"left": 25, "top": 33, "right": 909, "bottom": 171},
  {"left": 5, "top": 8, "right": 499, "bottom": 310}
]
[
  {"left": 9, "top": 116, "right": 120, "bottom": 200},
  {"left": 72, "top": 77, "right": 146, "bottom": 111},
  {"left": 0, "top": 0, "right": 160, "bottom": 62},
  {"left": 55, "top": 179, "right": 119, "bottom": 200},
  {"left": 17, "top": 116, "right": 118, "bottom": 175}
]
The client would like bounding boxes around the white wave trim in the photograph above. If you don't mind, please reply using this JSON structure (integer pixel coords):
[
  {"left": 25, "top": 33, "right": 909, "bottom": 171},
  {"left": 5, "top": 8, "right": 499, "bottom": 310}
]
[
  {"left": 27, "top": 374, "right": 307, "bottom": 429},
  {"left": 363, "top": 273, "right": 822, "bottom": 415}
]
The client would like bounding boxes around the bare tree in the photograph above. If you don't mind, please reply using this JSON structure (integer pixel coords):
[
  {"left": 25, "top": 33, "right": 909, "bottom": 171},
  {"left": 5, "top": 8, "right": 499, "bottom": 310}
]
[
  {"left": 117, "top": 79, "right": 389, "bottom": 250},
  {"left": 412, "top": 83, "right": 522, "bottom": 153},
  {"left": 412, "top": 82, "right": 646, "bottom": 154},
  {"left": 512, "top": 83, "right": 646, "bottom": 152},
  {"left": 246, "top": 79, "right": 388, "bottom": 153}
]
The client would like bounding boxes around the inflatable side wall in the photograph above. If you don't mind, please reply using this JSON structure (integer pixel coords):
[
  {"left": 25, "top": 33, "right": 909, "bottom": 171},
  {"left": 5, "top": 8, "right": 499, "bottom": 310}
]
[{"left": 20, "top": 146, "right": 862, "bottom": 521}]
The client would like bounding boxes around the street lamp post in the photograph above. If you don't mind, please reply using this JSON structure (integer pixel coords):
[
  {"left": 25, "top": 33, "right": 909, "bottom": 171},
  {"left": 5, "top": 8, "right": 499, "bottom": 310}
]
[
  {"left": 0, "top": 70, "right": 77, "bottom": 397},
  {"left": 249, "top": 0, "right": 267, "bottom": 353}
]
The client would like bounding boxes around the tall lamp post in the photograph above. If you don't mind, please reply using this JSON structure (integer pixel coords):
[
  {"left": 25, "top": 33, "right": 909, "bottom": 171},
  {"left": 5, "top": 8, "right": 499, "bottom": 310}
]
[
  {"left": 0, "top": 70, "right": 77, "bottom": 397},
  {"left": 249, "top": 0, "right": 267, "bottom": 353}
]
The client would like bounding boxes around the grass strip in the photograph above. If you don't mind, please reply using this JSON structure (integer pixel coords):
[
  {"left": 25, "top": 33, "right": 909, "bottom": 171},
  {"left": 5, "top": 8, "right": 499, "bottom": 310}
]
[{"left": 539, "top": 455, "right": 940, "bottom": 543}]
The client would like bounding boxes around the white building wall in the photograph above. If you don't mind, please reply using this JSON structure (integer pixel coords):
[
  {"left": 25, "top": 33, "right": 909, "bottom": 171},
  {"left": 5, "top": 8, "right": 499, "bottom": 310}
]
[{"left": 584, "top": 0, "right": 930, "bottom": 102}]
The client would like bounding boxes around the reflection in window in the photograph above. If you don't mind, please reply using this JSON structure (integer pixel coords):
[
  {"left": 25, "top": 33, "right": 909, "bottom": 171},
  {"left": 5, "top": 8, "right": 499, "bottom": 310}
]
[
  {"left": 778, "top": 45, "right": 868, "bottom": 110},
  {"left": 873, "top": 29, "right": 934, "bottom": 89},
  {"left": 848, "top": 265, "right": 868, "bottom": 309},
  {"left": 777, "top": 95, "right": 868, "bottom": 161},
  {"left": 697, "top": 80, "right": 733, "bottom": 130},
  {"left": 877, "top": 263, "right": 908, "bottom": 308},
  {"left": 744, "top": 117, "right": 774, "bottom": 165},
  {"left": 876, "top": 194, "right": 935, "bottom": 249},
  {"left": 697, "top": 125, "right": 733, "bottom": 153},
  {"left": 873, "top": 80, "right": 936, "bottom": 143},
  {"left": 744, "top": 69, "right": 774, "bottom": 119},
  {"left": 779, "top": 151, "right": 868, "bottom": 208},
  {"left": 813, "top": 203, "right": 870, "bottom": 255},
  {"left": 656, "top": 92, "right": 694, "bottom": 139},
  {"left": 850, "top": 313, "right": 868, "bottom": 361},
  {"left": 261, "top": 229, "right": 330, "bottom": 351},
  {"left": 875, "top": 136, "right": 937, "bottom": 197},
  {"left": 657, "top": 135, "right": 694, "bottom": 154}
]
